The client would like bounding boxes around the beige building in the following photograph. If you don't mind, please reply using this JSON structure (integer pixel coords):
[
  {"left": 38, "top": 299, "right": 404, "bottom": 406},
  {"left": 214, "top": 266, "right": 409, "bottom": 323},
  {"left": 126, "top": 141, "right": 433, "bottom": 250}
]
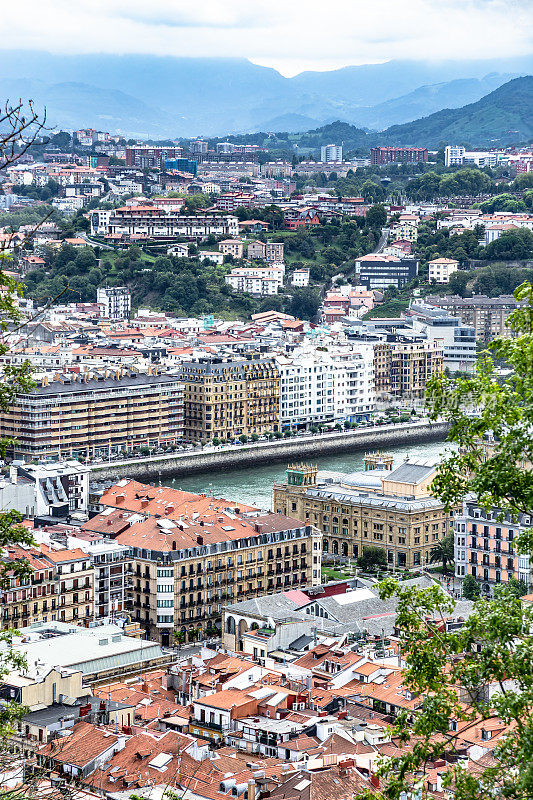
[
  {"left": 428, "top": 257, "right": 459, "bottom": 284},
  {"left": 424, "top": 294, "right": 523, "bottom": 344},
  {"left": 273, "top": 461, "right": 454, "bottom": 570},
  {"left": 374, "top": 337, "right": 444, "bottom": 399},
  {"left": 1, "top": 665, "right": 84, "bottom": 708},
  {"left": 91, "top": 479, "right": 321, "bottom": 646},
  {"left": 218, "top": 239, "right": 244, "bottom": 259},
  {"left": 0, "top": 371, "right": 184, "bottom": 460},
  {"left": 179, "top": 356, "right": 280, "bottom": 442},
  {"left": 247, "top": 240, "right": 285, "bottom": 262}
]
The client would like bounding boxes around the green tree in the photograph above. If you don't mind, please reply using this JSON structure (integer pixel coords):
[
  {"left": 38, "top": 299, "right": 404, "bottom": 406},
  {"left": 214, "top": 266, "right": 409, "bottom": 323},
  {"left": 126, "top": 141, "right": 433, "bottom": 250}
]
[
  {"left": 358, "top": 546, "right": 387, "bottom": 570},
  {"left": 484, "top": 228, "right": 533, "bottom": 261},
  {"left": 365, "top": 204, "right": 387, "bottom": 229},
  {"left": 462, "top": 572, "right": 481, "bottom": 600},
  {"left": 429, "top": 532, "right": 454, "bottom": 574},
  {"left": 496, "top": 576, "right": 528, "bottom": 599},
  {"left": 289, "top": 287, "right": 321, "bottom": 320}
]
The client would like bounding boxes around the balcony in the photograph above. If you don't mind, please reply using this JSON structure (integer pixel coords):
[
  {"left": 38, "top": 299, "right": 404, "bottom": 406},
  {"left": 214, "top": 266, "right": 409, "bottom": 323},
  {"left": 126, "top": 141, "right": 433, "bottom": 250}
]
[{"left": 195, "top": 718, "right": 223, "bottom": 732}]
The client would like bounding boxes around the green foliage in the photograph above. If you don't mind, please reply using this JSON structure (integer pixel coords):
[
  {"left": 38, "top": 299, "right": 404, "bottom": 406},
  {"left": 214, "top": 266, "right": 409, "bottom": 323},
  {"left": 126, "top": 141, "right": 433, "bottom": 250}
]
[
  {"left": 415, "top": 220, "right": 483, "bottom": 265},
  {"left": 358, "top": 546, "right": 387, "bottom": 570},
  {"left": 429, "top": 532, "right": 455, "bottom": 574},
  {"left": 462, "top": 573, "right": 481, "bottom": 600},
  {"left": 484, "top": 228, "right": 533, "bottom": 261},
  {"left": 495, "top": 576, "right": 528, "bottom": 599},
  {"left": 365, "top": 204, "right": 387, "bottom": 229},
  {"left": 370, "top": 578, "right": 533, "bottom": 799},
  {"left": 357, "top": 281, "right": 533, "bottom": 800},
  {"left": 426, "top": 281, "right": 533, "bottom": 544},
  {"left": 478, "top": 193, "right": 528, "bottom": 213},
  {"left": 289, "top": 287, "right": 321, "bottom": 320},
  {"left": 364, "top": 300, "right": 409, "bottom": 319}
]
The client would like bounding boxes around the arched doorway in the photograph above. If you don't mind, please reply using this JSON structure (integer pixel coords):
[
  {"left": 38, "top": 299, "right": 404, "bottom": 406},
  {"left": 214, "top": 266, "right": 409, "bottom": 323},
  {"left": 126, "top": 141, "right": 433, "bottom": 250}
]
[
  {"left": 237, "top": 619, "right": 248, "bottom": 651},
  {"left": 226, "top": 616, "right": 236, "bottom": 635}
]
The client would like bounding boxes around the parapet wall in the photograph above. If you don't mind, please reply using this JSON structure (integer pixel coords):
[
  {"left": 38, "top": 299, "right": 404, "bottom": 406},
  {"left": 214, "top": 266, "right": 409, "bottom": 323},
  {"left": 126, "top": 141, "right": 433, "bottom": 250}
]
[{"left": 89, "top": 421, "right": 449, "bottom": 483}]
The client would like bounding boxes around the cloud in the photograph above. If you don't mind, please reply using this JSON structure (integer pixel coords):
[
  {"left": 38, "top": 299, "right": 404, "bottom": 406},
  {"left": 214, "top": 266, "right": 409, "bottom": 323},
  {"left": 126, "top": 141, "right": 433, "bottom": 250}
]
[{"left": 2, "top": 0, "right": 532, "bottom": 75}]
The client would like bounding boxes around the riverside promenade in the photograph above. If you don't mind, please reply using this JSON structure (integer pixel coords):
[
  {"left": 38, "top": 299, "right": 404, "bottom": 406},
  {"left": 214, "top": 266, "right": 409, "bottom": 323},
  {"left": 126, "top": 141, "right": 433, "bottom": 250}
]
[{"left": 88, "top": 420, "right": 448, "bottom": 482}]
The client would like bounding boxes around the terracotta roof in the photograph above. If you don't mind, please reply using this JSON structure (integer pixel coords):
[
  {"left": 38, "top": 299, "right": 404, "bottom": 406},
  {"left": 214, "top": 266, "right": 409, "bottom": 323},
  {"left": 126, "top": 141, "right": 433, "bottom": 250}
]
[{"left": 42, "top": 721, "right": 119, "bottom": 768}]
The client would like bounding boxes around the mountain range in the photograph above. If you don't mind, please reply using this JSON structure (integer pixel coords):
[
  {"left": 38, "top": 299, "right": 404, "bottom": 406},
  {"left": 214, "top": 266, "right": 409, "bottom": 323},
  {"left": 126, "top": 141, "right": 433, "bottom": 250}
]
[{"left": 0, "top": 50, "right": 532, "bottom": 140}]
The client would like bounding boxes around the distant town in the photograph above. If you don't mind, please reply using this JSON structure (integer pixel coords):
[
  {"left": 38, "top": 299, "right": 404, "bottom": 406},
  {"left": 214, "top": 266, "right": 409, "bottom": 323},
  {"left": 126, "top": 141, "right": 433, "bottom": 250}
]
[{"left": 0, "top": 111, "right": 532, "bottom": 800}]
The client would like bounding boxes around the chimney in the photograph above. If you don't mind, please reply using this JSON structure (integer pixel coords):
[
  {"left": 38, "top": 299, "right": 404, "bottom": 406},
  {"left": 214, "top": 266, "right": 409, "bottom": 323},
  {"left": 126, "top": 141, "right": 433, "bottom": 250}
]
[{"left": 248, "top": 779, "right": 255, "bottom": 800}]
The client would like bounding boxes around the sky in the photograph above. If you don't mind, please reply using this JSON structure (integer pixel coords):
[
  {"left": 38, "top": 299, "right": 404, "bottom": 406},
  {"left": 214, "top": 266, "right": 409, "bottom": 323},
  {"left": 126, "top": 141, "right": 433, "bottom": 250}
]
[{"left": 2, "top": 0, "right": 532, "bottom": 76}]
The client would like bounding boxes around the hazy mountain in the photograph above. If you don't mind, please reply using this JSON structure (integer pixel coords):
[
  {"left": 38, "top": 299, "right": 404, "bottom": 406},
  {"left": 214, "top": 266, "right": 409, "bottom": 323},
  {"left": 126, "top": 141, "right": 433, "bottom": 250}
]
[
  {"left": 376, "top": 76, "right": 533, "bottom": 147},
  {"left": 0, "top": 78, "right": 173, "bottom": 138},
  {"left": 347, "top": 74, "right": 520, "bottom": 130},
  {"left": 290, "top": 57, "right": 533, "bottom": 106},
  {"left": 0, "top": 50, "right": 531, "bottom": 138}
]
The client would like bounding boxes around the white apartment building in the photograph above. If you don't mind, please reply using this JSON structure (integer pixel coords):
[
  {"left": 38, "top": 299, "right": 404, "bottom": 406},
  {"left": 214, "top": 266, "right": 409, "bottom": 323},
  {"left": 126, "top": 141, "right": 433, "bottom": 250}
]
[
  {"left": 75, "top": 539, "right": 133, "bottom": 622},
  {"left": 0, "top": 461, "right": 90, "bottom": 520},
  {"left": 198, "top": 250, "right": 225, "bottom": 265},
  {"left": 291, "top": 268, "right": 310, "bottom": 287},
  {"left": 428, "top": 258, "right": 459, "bottom": 284},
  {"left": 445, "top": 145, "right": 502, "bottom": 169},
  {"left": 321, "top": 144, "right": 343, "bottom": 163},
  {"left": 275, "top": 345, "right": 375, "bottom": 430},
  {"left": 225, "top": 266, "right": 284, "bottom": 296},
  {"left": 96, "top": 286, "right": 131, "bottom": 320},
  {"left": 90, "top": 209, "right": 112, "bottom": 235},
  {"left": 329, "top": 345, "right": 375, "bottom": 422},
  {"left": 444, "top": 146, "right": 466, "bottom": 167}
]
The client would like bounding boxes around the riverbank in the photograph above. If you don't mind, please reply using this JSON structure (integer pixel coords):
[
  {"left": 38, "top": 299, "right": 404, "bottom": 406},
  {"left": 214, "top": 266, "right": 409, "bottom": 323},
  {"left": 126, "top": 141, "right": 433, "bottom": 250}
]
[{"left": 89, "top": 419, "right": 449, "bottom": 483}]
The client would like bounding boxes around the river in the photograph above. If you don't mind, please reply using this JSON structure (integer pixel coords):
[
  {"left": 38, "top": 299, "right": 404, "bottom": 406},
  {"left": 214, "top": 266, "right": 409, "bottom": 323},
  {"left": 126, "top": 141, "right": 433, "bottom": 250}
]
[{"left": 170, "top": 438, "right": 455, "bottom": 510}]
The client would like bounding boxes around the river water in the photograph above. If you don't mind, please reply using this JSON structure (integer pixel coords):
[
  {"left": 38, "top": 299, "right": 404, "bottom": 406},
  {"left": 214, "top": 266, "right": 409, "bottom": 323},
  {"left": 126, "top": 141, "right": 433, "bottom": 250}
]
[{"left": 169, "top": 438, "right": 455, "bottom": 510}]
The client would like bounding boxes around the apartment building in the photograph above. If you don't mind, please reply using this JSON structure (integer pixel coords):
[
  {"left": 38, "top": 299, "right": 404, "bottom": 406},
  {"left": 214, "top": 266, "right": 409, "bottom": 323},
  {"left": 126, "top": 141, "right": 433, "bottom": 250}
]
[
  {"left": 225, "top": 265, "right": 284, "bottom": 296},
  {"left": 0, "top": 544, "right": 93, "bottom": 631},
  {"left": 125, "top": 146, "right": 182, "bottom": 168},
  {"left": 389, "top": 222, "right": 418, "bottom": 242},
  {"left": 107, "top": 206, "right": 239, "bottom": 239},
  {"left": 247, "top": 241, "right": 285, "bottom": 263},
  {"left": 275, "top": 345, "right": 375, "bottom": 430},
  {"left": 444, "top": 145, "right": 466, "bottom": 167},
  {"left": 0, "top": 461, "right": 89, "bottom": 520},
  {"left": 218, "top": 239, "right": 244, "bottom": 259},
  {"left": 371, "top": 147, "right": 428, "bottom": 165},
  {"left": 321, "top": 144, "right": 343, "bottom": 163},
  {"left": 428, "top": 258, "right": 459, "bottom": 284},
  {"left": 82, "top": 541, "right": 133, "bottom": 621},
  {"left": 424, "top": 294, "right": 523, "bottom": 344},
  {"left": 355, "top": 254, "right": 418, "bottom": 290},
  {"left": 455, "top": 499, "right": 531, "bottom": 596},
  {"left": 0, "top": 372, "right": 184, "bottom": 460},
  {"left": 274, "top": 461, "right": 454, "bottom": 570},
  {"left": 93, "top": 480, "right": 321, "bottom": 645},
  {"left": 406, "top": 300, "right": 476, "bottom": 373},
  {"left": 179, "top": 356, "right": 280, "bottom": 442},
  {"left": 291, "top": 268, "right": 310, "bottom": 287},
  {"left": 215, "top": 193, "right": 255, "bottom": 212},
  {"left": 96, "top": 286, "right": 131, "bottom": 320},
  {"left": 373, "top": 335, "right": 444, "bottom": 399}
]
